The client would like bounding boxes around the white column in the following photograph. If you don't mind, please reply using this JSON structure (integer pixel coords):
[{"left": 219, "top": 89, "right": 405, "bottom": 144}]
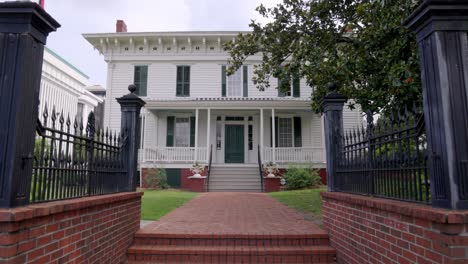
[
  {"left": 260, "top": 108, "right": 264, "bottom": 160},
  {"left": 271, "top": 108, "right": 276, "bottom": 163},
  {"left": 206, "top": 108, "right": 211, "bottom": 162},
  {"left": 194, "top": 108, "right": 199, "bottom": 161}
]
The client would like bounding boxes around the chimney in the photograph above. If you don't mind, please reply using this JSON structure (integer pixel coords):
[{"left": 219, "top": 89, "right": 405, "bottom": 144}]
[{"left": 116, "top": 20, "right": 127, "bottom": 33}]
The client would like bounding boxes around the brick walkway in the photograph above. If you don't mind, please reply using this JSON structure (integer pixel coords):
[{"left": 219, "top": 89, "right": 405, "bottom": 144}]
[
  {"left": 128, "top": 192, "right": 335, "bottom": 263},
  {"left": 139, "top": 192, "right": 325, "bottom": 235}
]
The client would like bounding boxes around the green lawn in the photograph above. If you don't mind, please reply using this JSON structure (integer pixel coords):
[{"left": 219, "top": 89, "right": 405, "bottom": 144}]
[
  {"left": 269, "top": 188, "right": 326, "bottom": 226},
  {"left": 141, "top": 190, "right": 198, "bottom": 220}
]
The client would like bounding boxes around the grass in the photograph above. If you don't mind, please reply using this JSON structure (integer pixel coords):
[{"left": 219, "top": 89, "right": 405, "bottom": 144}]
[
  {"left": 140, "top": 190, "right": 198, "bottom": 220},
  {"left": 269, "top": 188, "right": 326, "bottom": 226}
]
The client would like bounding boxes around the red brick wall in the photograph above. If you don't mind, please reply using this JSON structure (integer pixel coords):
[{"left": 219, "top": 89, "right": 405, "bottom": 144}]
[
  {"left": 181, "top": 168, "right": 207, "bottom": 192},
  {"left": 0, "top": 192, "right": 142, "bottom": 264},
  {"left": 322, "top": 192, "right": 468, "bottom": 264},
  {"left": 264, "top": 177, "right": 281, "bottom": 192}
]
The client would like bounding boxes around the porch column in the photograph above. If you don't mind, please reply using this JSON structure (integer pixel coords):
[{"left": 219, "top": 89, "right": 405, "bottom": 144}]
[
  {"left": 206, "top": 108, "right": 211, "bottom": 162},
  {"left": 260, "top": 108, "right": 264, "bottom": 159},
  {"left": 271, "top": 108, "right": 276, "bottom": 163},
  {"left": 194, "top": 108, "right": 199, "bottom": 161}
]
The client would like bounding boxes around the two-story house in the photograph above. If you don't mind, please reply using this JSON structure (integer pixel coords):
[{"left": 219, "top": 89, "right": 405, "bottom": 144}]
[{"left": 83, "top": 20, "right": 362, "bottom": 192}]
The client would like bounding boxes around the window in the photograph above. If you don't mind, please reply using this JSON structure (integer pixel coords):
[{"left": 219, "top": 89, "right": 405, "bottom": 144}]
[
  {"left": 175, "top": 117, "right": 190, "bottom": 147},
  {"left": 278, "top": 118, "right": 293, "bottom": 147},
  {"left": 227, "top": 68, "right": 242, "bottom": 97},
  {"left": 134, "top": 65, "right": 148, "bottom": 96},
  {"left": 277, "top": 68, "right": 300, "bottom": 97},
  {"left": 77, "top": 103, "right": 84, "bottom": 124},
  {"left": 176, "top": 66, "right": 190, "bottom": 97},
  {"left": 225, "top": 116, "right": 244, "bottom": 121}
]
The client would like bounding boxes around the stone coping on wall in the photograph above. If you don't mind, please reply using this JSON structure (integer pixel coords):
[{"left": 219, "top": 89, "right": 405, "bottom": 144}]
[
  {"left": 0, "top": 192, "right": 143, "bottom": 223},
  {"left": 321, "top": 192, "right": 468, "bottom": 224}
]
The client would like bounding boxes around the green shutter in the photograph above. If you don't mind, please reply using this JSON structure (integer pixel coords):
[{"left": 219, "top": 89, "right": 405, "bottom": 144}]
[
  {"left": 293, "top": 74, "right": 300, "bottom": 97},
  {"left": 176, "top": 66, "right": 183, "bottom": 96},
  {"left": 221, "top": 65, "right": 226, "bottom": 97},
  {"left": 275, "top": 117, "right": 279, "bottom": 147},
  {"left": 184, "top": 66, "right": 190, "bottom": 96},
  {"left": 166, "top": 116, "right": 175, "bottom": 147},
  {"left": 294, "top": 117, "right": 302, "bottom": 147},
  {"left": 190, "top": 116, "right": 195, "bottom": 147},
  {"left": 134, "top": 66, "right": 148, "bottom": 96},
  {"left": 243, "top": 65, "right": 248, "bottom": 97}
]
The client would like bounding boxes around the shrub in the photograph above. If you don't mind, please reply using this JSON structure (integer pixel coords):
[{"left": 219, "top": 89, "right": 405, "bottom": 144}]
[
  {"left": 145, "top": 168, "right": 170, "bottom": 189},
  {"left": 282, "top": 164, "right": 321, "bottom": 190}
]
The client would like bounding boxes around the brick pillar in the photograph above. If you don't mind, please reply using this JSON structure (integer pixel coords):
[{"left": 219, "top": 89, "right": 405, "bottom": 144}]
[
  {"left": 0, "top": 2, "right": 59, "bottom": 207},
  {"left": 404, "top": 0, "right": 468, "bottom": 209},
  {"left": 320, "top": 83, "right": 347, "bottom": 192},
  {"left": 117, "top": 84, "right": 146, "bottom": 192}
]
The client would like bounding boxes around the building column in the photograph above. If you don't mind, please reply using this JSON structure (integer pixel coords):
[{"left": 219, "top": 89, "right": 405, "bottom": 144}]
[
  {"left": 260, "top": 108, "right": 264, "bottom": 160},
  {"left": 206, "top": 108, "right": 211, "bottom": 162},
  {"left": 271, "top": 108, "right": 276, "bottom": 163},
  {"left": 194, "top": 108, "right": 199, "bottom": 161}
]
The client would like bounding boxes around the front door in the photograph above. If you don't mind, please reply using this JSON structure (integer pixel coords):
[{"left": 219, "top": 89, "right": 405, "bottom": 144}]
[{"left": 225, "top": 125, "right": 244, "bottom": 163}]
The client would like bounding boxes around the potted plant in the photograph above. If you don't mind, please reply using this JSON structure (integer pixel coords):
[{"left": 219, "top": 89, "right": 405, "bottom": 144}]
[
  {"left": 189, "top": 161, "right": 205, "bottom": 178},
  {"left": 263, "top": 161, "right": 278, "bottom": 178}
]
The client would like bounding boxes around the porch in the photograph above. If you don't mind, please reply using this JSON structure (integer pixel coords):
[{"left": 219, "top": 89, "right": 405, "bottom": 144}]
[{"left": 138, "top": 98, "right": 326, "bottom": 168}]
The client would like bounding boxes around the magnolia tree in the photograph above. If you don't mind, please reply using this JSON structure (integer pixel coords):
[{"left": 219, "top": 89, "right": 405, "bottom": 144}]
[{"left": 225, "top": 0, "right": 424, "bottom": 114}]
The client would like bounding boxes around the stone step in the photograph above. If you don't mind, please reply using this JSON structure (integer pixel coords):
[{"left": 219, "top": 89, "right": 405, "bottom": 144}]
[
  {"left": 209, "top": 178, "right": 261, "bottom": 182},
  {"left": 127, "top": 245, "right": 336, "bottom": 263},
  {"left": 132, "top": 233, "right": 331, "bottom": 247},
  {"left": 208, "top": 189, "right": 262, "bottom": 193},
  {"left": 208, "top": 184, "right": 261, "bottom": 188}
]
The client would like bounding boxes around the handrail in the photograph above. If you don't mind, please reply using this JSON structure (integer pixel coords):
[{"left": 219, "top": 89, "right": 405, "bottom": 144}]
[
  {"left": 206, "top": 144, "right": 213, "bottom": 192},
  {"left": 258, "top": 144, "right": 264, "bottom": 192}
]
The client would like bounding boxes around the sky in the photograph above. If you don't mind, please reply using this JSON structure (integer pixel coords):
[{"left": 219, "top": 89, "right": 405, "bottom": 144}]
[{"left": 41, "top": 0, "right": 282, "bottom": 87}]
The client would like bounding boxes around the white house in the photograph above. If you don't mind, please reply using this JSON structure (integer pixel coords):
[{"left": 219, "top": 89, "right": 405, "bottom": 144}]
[
  {"left": 39, "top": 47, "right": 104, "bottom": 128},
  {"left": 83, "top": 21, "right": 362, "bottom": 191}
]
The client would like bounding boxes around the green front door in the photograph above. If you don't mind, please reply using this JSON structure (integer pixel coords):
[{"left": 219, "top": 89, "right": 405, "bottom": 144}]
[{"left": 225, "top": 125, "right": 244, "bottom": 163}]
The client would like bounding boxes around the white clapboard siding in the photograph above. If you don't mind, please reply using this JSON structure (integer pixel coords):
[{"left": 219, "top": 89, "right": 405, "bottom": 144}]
[
  {"left": 343, "top": 102, "right": 364, "bottom": 131},
  {"left": 104, "top": 63, "right": 134, "bottom": 131}
]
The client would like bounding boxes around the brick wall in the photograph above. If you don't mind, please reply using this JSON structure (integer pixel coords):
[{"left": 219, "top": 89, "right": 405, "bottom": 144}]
[
  {"left": 322, "top": 192, "right": 468, "bottom": 264},
  {"left": 181, "top": 168, "right": 207, "bottom": 192},
  {"left": 0, "top": 192, "right": 142, "bottom": 264}
]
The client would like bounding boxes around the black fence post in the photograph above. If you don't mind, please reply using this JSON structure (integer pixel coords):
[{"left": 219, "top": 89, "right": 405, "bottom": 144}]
[
  {"left": 366, "top": 112, "right": 375, "bottom": 196},
  {"left": 404, "top": 0, "right": 468, "bottom": 209},
  {"left": 321, "top": 83, "right": 348, "bottom": 191},
  {"left": 0, "top": 2, "right": 59, "bottom": 208},
  {"left": 117, "top": 85, "right": 146, "bottom": 192}
]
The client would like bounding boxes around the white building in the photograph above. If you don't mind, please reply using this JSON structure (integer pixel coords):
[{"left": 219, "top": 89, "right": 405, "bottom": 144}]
[
  {"left": 39, "top": 47, "right": 104, "bottom": 128},
  {"left": 83, "top": 22, "right": 362, "bottom": 191}
]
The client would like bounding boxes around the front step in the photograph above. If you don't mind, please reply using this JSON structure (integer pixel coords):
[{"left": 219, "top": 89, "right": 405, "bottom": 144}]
[
  {"left": 209, "top": 166, "right": 262, "bottom": 192},
  {"left": 127, "top": 245, "right": 336, "bottom": 263},
  {"left": 128, "top": 233, "right": 336, "bottom": 263}
]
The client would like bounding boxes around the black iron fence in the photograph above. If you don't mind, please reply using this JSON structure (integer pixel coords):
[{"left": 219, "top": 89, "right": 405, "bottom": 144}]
[
  {"left": 335, "top": 107, "right": 430, "bottom": 203},
  {"left": 31, "top": 104, "right": 128, "bottom": 203}
]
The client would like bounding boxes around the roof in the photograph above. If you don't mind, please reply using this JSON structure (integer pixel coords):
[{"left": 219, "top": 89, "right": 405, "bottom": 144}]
[{"left": 44, "top": 47, "right": 89, "bottom": 79}]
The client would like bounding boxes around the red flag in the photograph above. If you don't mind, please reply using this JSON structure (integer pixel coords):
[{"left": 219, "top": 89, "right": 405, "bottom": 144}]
[{"left": 39, "top": 0, "right": 45, "bottom": 8}]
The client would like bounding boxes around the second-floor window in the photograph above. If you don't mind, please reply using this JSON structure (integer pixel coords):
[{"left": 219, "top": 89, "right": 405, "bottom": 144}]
[
  {"left": 222, "top": 65, "right": 248, "bottom": 97},
  {"left": 176, "top": 66, "right": 190, "bottom": 97},
  {"left": 134, "top": 65, "right": 148, "bottom": 96},
  {"left": 277, "top": 69, "right": 300, "bottom": 98}
]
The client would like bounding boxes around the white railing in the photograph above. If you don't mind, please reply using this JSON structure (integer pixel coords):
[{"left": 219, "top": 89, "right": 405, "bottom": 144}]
[
  {"left": 140, "top": 147, "right": 208, "bottom": 163},
  {"left": 262, "top": 147, "right": 325, "bottom": 164}
]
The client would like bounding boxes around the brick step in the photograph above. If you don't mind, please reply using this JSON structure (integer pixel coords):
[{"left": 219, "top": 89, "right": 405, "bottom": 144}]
[
  {"left": 127, "top": 245, "right": 336, "bottom": 263},
  {"left": 133, "top": 233, "right": 330, "bottom": 246}
]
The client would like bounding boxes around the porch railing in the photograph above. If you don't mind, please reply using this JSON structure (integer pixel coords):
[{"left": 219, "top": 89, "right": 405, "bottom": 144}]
[
  {"left": 141, "top": 147, "right": 208, "bottom": 163},
  {"left": 262, "top": 147, "right": 325, "bottom": 164}
]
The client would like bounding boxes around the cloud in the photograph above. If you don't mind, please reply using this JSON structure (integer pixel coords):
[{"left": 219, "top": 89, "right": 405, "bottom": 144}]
[{"left": 42, "top": 0, "right": 281, "bottom": 86}]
